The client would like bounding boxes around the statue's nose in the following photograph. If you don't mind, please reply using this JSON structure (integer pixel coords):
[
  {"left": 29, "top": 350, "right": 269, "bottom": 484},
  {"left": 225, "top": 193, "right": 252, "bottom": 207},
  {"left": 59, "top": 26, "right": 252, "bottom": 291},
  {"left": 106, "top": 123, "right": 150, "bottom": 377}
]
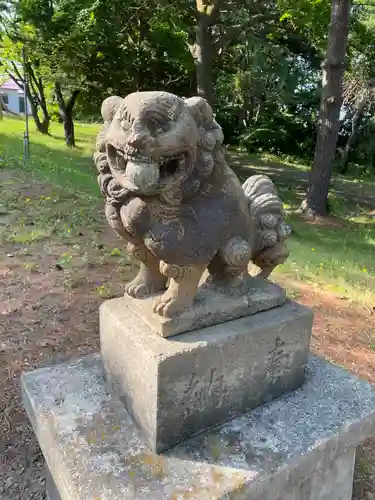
[{"left": 128, "top": 131, "right": 148, "bottom": 148}]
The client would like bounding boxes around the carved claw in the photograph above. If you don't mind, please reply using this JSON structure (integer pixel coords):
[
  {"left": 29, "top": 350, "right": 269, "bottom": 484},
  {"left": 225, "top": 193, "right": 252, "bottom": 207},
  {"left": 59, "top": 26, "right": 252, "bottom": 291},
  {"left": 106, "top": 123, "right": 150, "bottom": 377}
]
[
  {"left": 152, "top": 296, "right": 190, "bottom": 318},
  {"left": 152, "top": 264, "right": 205, "bottom": 317},
  {"left": 125, "top": 280, "right": 163, "bottom": 299},
  {"left": 125, "top": 263, "right": 167, "bottom": 299}
]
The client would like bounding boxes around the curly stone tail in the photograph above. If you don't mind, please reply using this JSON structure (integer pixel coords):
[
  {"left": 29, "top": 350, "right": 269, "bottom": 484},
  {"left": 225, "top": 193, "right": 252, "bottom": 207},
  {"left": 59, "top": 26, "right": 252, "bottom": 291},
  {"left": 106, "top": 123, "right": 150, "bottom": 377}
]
[{"left": 242, "top": 175, "right": 291, "bottom": 278}]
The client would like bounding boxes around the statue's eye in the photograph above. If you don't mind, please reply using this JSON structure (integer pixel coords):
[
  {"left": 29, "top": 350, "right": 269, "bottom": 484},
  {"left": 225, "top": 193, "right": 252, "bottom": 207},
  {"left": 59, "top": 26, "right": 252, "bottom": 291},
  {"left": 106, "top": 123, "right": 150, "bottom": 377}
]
[
  {"left": 120, "top": 111, "right": 133, "bottom": 130},
  {"left": 153, "top": 121, "right": 170, "bottom": 134}
]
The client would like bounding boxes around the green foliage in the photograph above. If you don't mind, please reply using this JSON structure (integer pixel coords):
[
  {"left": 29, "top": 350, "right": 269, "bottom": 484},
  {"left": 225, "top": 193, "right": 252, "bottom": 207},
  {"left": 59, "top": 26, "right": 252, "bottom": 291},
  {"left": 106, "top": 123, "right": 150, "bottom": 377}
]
[
  {"left": 277, "top": 0, "right": 331, "bottom": 53},
  {"left": 0, "top": 0, "right": 373, "bottom": 169},
  {"left": 7, "top": 0, "right": 195, "bottom": 120}
]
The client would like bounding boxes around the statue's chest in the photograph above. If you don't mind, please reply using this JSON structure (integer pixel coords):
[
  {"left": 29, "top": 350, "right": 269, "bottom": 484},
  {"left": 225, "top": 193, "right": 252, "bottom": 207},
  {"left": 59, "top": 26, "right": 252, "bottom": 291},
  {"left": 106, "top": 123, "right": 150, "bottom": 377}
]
[{"left": 144, "top": 198, "right": 229, "bottom": 264}]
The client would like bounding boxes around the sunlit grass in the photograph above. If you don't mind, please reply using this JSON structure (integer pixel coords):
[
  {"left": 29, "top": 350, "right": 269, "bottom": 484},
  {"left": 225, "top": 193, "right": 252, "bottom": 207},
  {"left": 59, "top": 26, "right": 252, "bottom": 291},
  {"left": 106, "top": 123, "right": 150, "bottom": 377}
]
[
  {"left": 275, "top": 215, "right": 375, "bottom": 306},
  {"left": 0, "top": 117, "right": 101, "bottom": 196}
]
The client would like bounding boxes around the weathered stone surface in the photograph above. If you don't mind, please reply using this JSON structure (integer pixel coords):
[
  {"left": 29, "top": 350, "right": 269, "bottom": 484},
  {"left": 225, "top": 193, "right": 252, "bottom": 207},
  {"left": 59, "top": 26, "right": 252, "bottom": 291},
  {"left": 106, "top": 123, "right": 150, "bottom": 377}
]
[
  {"left": 46, "top": 467, "right": 61, "bottom": 500},
  {"left": 43, "top": 447, "right": 356, "bottom": 500},
  {"left": 94, "top": 90, "right": 291, "bottom": 319},
  {"left": 126, "top": 275, "right": 287, "bottom": 336},
  {"left": 22, "top": 355, "right": 375, "bottom": 499},
  {"left": 101, "top": 298, "right": 312, "bottom": 451}
]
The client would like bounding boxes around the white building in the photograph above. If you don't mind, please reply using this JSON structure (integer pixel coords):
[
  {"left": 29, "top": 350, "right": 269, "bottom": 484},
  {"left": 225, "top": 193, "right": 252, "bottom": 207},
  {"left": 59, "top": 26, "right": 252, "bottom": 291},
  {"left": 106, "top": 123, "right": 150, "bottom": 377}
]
[{"left": 0, "top": 78, "right": 32, "bottom": 115}]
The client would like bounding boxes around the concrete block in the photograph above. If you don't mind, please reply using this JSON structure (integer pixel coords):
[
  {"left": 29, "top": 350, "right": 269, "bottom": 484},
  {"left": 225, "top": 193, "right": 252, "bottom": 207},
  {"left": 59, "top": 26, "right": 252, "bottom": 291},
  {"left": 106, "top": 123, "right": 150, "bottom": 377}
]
[
  {"left": 46, "top": 466, "right": 61, "bottom": 500},
  {"left": 100, "top": 298, "right": 313, "bottom": 452},
  {"left": 42, "top": 447, "right": 354, "bottom": 500},
  {"left": 22, "top": 355, "right": 375, "bottom": 500}
]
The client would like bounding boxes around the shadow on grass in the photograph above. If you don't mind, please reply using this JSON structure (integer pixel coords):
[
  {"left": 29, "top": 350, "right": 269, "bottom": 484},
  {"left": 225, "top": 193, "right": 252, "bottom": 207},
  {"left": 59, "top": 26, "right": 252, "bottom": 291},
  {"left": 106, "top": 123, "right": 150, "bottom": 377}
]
[
  {"left": 49, "top": 134, "right": 96, "bottom": 146},
  {"left": 229, "top": 150, "right": 375, "bottom": 212},
  {"left": 289, "top": 214, "right": 375, "bottom": 255},
  {"left": 228, "top": 153, "right": 308, "bottom": 208}
]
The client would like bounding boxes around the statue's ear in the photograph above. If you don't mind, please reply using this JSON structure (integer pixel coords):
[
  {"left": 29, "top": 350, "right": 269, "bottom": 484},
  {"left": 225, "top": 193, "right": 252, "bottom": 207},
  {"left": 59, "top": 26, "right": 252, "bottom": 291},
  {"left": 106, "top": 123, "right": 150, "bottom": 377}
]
[
  {"left": 184, "top": 96, "right": 213, "bottom": 125},
  {"left": 101, "top": 96, "right": 125, "bottom": 123}
]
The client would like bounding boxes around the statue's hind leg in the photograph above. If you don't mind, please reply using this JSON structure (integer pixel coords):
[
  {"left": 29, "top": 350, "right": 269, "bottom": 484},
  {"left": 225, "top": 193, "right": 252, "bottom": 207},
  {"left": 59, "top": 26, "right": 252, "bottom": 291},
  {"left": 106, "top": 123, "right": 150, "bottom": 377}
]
[
  {"left": 208, "top": 237, "right": 251, "bottom": 286},
  {"left": 125, "top": 243, "right": 167, "bottom": 298},
  {"left": 153, "top": 262, "right": 206, "bottom": 318},
  {"left": 252, "top": 241, "right": 290, "bottom": 279}
]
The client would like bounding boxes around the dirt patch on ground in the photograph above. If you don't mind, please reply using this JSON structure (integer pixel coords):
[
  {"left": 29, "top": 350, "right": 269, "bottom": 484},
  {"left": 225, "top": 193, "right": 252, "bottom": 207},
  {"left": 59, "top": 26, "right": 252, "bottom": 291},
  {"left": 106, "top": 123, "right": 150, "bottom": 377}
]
[
  {"left": 0, "top": 170, "right": 139, "bottom": 498},
  {"left": 0, "top": 229, "right": 138, "bottom": 499},
  {"left": 285, "top": 281, "right": 375, "bottom": 384},
  {"left": 1, "top": 171, "right": 375, "bottom": 499}
]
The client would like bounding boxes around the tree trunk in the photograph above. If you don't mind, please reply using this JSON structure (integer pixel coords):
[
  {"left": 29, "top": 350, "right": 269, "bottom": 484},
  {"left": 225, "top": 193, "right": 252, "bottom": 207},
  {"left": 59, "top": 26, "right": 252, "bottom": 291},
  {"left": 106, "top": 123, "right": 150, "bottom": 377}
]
[
  {"left": 301, "top": 0, "right": 351, "bottom": 217},
  {"left": 63, "top": 113, "right": 75, "bottom": 147},
  {"left": 27, "top": 64, "right": 50, "bottom": 134},
  {"left": 34, "top": 80, "right": 50, "bottom": 135},
  {"left": 28, "top": 97, "right": 49, "bottom": 134},
  {"left": 54, "top": 82, "right": 80, "bottom": 147},
  {"left": 189, "top": 0, "right": 220, "bottom": 106},
  {"left": 38, "top": 116, "right": 50, "bottom": 135},
  {"left": 8, "top": 62, "right": 50, "bottom": 135},
  {"left": 339, "top": 100, "right": 366, "bottom": 173},
  {"left": 195, "top": 16, "right": 214, "bottom": 104}
]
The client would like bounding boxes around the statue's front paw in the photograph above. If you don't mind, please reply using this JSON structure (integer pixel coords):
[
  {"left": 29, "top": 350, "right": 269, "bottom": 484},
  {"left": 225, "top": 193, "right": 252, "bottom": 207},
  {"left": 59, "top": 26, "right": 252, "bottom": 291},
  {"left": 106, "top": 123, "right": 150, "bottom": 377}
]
[
  {"left": 125, "top": 280, "right": 153, "bottom": 298},
  {"left": 125, "top": 263, "right": 167, "bottom": 299},
  {"left": 153, "top": 296, "right": 189, "bottom": 318},
  {"left": 125, "top": 278, "right": 166, "bottom": 299}
]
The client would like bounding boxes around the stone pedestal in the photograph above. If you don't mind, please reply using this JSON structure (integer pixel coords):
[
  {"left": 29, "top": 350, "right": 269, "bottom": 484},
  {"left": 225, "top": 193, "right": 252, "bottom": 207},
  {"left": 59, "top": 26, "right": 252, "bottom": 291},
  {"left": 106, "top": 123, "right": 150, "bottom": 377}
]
[
  {"left": 46, "top": 467, "right": 60, "bottom": 500},
  {"left": 21, "top": 279, "right": 375, "bottom": 499},
  {"left": 22, "top": 355, "right": 375, "bottom": 500},
  {"left": 126, "top": 275, "right": 287, "bottom": 337},
  {"left": 100, "top": 297, "right": 313, "bottom": 452}
]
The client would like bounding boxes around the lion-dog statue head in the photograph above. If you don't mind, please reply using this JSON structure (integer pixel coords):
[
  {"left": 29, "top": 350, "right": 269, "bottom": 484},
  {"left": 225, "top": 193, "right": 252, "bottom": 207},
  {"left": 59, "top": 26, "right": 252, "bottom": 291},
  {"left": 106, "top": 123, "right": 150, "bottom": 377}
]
[{"left": 94, "top": 91, "right": 290, "bottom": 318}]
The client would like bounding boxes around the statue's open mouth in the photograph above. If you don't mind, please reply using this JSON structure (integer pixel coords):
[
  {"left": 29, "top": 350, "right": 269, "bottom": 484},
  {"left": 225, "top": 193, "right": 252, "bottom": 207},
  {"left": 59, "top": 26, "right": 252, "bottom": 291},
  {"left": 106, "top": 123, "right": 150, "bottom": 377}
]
[
  {"left": 107, "top": 143, "right": 184, "bottom": 193},
  {"left": 122, "top": 152, "right": 182, "bottom": 180}
]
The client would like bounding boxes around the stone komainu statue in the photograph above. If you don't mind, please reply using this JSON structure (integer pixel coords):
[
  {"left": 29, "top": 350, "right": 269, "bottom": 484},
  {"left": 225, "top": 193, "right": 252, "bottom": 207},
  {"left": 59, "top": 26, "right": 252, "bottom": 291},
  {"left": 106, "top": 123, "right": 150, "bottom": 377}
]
[{"left": 94, "top": 91, "right": 290, "bottom": 318}]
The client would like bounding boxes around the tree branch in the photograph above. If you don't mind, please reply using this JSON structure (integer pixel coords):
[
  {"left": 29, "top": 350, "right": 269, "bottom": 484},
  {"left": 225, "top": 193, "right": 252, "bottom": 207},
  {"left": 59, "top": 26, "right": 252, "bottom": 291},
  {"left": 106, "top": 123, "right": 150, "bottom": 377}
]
[
  {"left": 54, "top": 81, "right": 66, "bottom": 114},
  {"left": 25, "top": 63, "right": 44, "bottom": 107},
  {"left": 10, "top": 61, "right": 24, "bottom": 84},
  {"left": 66, "top": 90, "right": 80, "bottom": 113},
  {"left": 26, "top": 63, "right": 39, "bottom": 92},
  {"left": 8, "top": 72, "right": 24, "bottom": 90}
]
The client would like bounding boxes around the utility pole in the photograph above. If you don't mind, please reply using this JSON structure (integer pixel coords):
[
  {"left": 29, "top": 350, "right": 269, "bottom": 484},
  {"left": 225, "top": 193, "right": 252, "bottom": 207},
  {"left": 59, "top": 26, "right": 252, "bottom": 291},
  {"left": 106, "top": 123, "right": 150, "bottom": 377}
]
[{"left": 22, "top": 46, "right": 30, "bottom": 164}]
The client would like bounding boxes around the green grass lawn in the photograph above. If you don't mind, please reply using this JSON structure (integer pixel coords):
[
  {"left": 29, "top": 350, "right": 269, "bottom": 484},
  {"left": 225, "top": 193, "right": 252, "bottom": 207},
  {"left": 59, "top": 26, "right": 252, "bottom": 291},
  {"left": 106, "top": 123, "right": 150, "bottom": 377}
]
[
  {"left": 276, "top": 215, "right": 375, "bottom": 305},
  {"left": 0, "top": 116, "right": 101, "bottom": 196},
  {"left": 1, "top": 116, "right": 374, "bottom": 306}
]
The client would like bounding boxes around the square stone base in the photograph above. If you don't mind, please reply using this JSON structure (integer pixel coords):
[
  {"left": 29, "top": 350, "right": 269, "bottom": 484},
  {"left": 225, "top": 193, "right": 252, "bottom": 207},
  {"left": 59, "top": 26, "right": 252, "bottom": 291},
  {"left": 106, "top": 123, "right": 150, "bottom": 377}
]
[
  {"left": 126, "top": 275, "right": 287, "bottom": 337},
  {"left": 100, "top": 299, "right": 313, "bottom": 452},
  {"left": 46, "top": 467, "right": 60, "bottom": 500},
  {"left": 22, "top": 355, "right": 375, "bottom": 500},
  {"left": 44, "top": 447, "right": 356, "bottom": 500}
]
